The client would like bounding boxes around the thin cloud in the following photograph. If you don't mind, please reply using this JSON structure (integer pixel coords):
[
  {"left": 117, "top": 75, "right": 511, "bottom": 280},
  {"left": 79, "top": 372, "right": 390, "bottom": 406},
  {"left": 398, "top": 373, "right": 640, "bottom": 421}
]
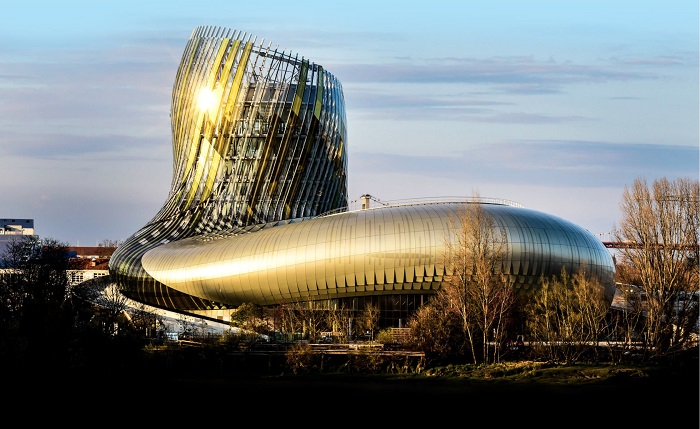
[
  {"left": 2, "top": 132, "right": 168, "bottom": 160},
  {"left": 349, "top": 141, "right": 698, "bottom": 188},
  {"left": 337, "top": 53, "right": 680, "bottom": 122},
  {"left": 334, "top": 56, "right": 657, "bottom": 87},
  {"left": 345, "top": 89, "right": 593, "bottom": 123}
]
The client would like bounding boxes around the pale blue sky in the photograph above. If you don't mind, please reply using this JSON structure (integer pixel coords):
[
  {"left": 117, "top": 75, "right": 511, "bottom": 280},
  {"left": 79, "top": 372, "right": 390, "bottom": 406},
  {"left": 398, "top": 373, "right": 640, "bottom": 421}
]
[{"left": 1, "top": 0, "right": 697, "bottom": 246}]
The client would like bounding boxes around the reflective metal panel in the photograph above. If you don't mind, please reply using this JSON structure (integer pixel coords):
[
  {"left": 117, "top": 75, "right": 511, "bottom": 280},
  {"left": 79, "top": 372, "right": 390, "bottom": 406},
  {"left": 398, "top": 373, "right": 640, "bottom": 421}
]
[
  {"left": 142, "top": 202, "right": 616, "bottom": 306},
  {"left": 109, "top": 25, "right": 616, "bottom": 318},
  {"left": 109, "top": 25, "right": 347, "bottom": 309}
]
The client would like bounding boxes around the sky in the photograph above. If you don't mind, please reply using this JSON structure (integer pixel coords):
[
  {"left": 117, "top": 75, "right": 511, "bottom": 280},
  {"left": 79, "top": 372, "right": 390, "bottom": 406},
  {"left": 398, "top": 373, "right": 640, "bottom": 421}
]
[{"left": 1, "top": 0, "right": 697, "bottom": 246}]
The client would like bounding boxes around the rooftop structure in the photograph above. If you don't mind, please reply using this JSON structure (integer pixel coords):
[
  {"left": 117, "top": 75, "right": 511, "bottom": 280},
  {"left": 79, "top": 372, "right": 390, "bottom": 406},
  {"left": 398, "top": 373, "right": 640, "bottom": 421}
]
[
  {"left": 0, "top": 219, "right": 34, "bottom": 236},
  {"left": 0, "top": 219, "right": 37, "bottom": 265}
]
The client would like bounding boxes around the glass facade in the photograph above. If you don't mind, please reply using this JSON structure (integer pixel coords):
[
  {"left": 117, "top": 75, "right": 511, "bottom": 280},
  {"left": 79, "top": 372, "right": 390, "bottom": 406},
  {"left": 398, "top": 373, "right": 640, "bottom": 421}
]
[{"left": 109, "top": 26, "right": 616, "bottom": 325}]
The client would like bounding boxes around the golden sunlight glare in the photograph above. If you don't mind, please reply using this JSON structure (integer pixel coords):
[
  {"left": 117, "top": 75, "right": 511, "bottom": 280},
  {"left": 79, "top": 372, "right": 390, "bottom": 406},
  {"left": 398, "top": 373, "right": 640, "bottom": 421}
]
[{"left": 197, "top": 88, "right": 217, "bottom": 112}]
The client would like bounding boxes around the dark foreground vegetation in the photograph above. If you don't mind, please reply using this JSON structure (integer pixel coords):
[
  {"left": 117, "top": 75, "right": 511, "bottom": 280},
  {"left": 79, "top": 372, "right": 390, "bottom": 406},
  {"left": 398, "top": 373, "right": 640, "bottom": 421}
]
[
  {"left": 2, "top": 177, "right": 698, "bottom": 424},
  {"left": 4, "top": 336, "right": 697, "bottom": 426}
]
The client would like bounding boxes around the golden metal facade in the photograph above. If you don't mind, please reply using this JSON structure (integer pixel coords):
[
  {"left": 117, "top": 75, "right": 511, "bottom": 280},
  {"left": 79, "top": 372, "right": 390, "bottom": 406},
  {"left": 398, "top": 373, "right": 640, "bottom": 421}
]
[
  {"left": 141, "top": 201, "right": 616, "bottom": 307},
  {"left": 109, "top": 26, "right": 347, "bottom": 310},
  {"left": 109, "top": 26, "right": 615, "bottom": 319}
]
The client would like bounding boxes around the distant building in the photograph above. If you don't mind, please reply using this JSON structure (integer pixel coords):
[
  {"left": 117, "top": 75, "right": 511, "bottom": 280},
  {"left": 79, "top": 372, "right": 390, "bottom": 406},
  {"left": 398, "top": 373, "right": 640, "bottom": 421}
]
[
  {"left": 67, "top": 266, "right": 110, "bottom": 286},
  {"left": 0, "top": 218, "right": 37, "bottom": 265},
  {"left": 67, "top": 246, "right": 116, "bottom": 286},
  {"left": 0, "top": 219, "right": 34, "bottom": 236},
  {"left": 0, "top": 223, "right": 117, "bottom": 285},
  {"left": 67, "top": 246, "right": 117, "bottom": 260}
]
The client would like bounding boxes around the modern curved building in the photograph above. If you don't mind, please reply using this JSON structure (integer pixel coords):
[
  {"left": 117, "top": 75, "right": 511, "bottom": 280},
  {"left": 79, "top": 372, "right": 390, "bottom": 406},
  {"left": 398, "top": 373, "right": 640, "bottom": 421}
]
[{"left": 109, "top": 25, "right": 615, "bottom": 327}]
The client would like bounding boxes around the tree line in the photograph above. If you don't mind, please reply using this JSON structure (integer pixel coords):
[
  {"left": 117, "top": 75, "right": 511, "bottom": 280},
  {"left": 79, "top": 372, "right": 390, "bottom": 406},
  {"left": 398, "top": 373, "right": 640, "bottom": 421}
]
[
  {"left": 0, "top": 176, "right": 697, "bottom": 372},
  {"left": 229, "top": 177, "right": 699, "bottom": 366}
]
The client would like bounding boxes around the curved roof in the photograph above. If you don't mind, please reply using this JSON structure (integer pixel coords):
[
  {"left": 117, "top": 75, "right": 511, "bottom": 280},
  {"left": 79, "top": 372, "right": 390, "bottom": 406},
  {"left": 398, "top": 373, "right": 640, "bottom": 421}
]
[{"left": 142, "top": 201, "right": 616, "bottom": 306}]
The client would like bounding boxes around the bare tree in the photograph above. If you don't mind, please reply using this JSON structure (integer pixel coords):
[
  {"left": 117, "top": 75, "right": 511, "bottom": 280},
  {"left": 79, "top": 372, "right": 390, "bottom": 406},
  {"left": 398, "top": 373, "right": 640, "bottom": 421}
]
[
  {"left": 442, "top": 194, "right": 515, "bottom": 363},
  {"left": 357, "top": 303, "right": 380, "bottom": 341},
  {"left": 1, "top": 237, "right": 71, "bottom": 322},
  {"left": 525, "top": 266, "right": 611, "bottom": 363},
  {"left": 276, "top": 302, "right": 298, "bottom": 342},
  {"left": 407, "top": 293, "right": 467, "bottom": 362},
  {"left": 614, "top": 176, "right": 700, "bottom": 357},
  {"left": 573, "top": 266, "right": 612, "bottom": 362},
  {"left": 0, "top": 236, "right": 72, "bottom": 364},
  {"left": 0, "top": 237, "right": 33, "bottom": 328},
  {"left": 128, "top": 301, "right": 164, "bottom": 339},
  {"left": 523, "top": 273, "right": 558, "bottom": 362},
  {"left": 100, "top": 283, "right": 130, "bottom": 336},
  {"left": 608, "top": 281, "right": 646, "bottom": 362},
  {"left": 1, "top": 235, "right": 41, "bottom": 269},
  {"left": 278, "top": 300, "right": 328, "bottom": 342},
  {"left": 97, "top": 239, "right": 122, "bottom": 248},
  {"left": 325, "top": 302, "right": 353, "bottom": 343}
]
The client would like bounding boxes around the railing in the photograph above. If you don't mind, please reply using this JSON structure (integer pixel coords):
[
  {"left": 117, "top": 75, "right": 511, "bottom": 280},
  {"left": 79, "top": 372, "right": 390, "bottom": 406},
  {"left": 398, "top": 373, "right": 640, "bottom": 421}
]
[
  {"left": 603, "top": 241, "right": 699, "bottom": 251},
  {"left": 318, "top": 195, "right": 524, "bottom": 218}
]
